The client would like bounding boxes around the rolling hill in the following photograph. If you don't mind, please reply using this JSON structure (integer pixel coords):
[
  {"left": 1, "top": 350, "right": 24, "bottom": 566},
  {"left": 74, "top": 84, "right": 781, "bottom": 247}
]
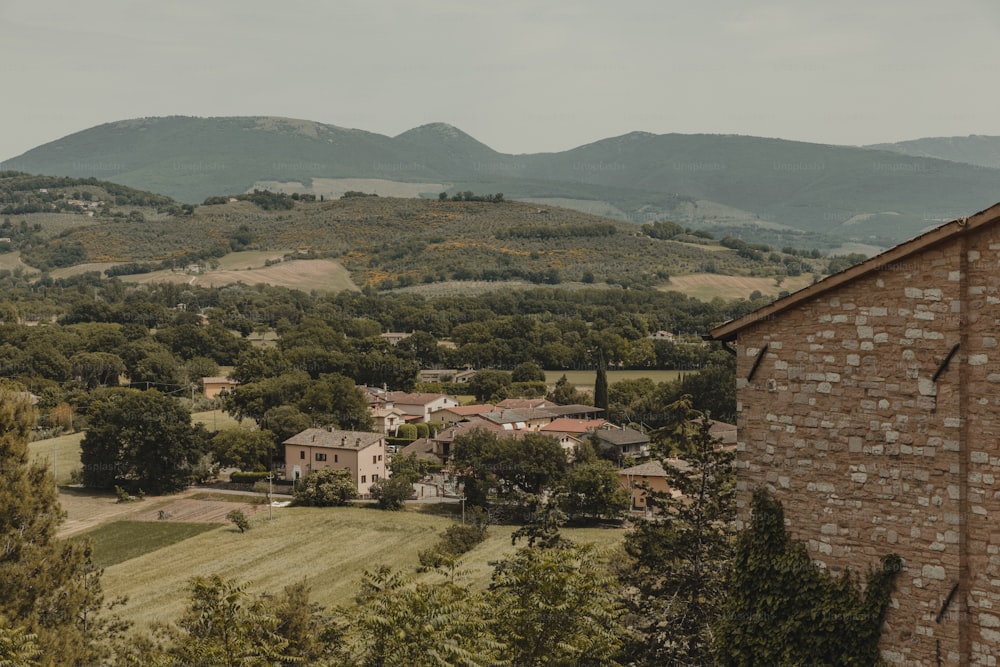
[
  {"left": 6, "top": 116, "right": 1000, "bottom": 248},
  {"left": 867, "top": 135, "right": 1000, "bottom": 170},
  {"left": 0, "top": 170, "right": 832, "bottom": 297}
]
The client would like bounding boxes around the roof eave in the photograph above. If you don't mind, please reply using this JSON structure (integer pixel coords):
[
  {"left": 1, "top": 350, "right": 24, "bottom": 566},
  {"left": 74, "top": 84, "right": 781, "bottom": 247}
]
[{"left": 707, "top": 202, "right": 1000, "bottom": 342}]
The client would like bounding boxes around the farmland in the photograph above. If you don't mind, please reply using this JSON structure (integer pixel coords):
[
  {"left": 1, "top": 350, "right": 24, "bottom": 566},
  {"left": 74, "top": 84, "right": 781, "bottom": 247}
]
[{"left": 54, "top": 490, "right": 626, "bottom": 630}]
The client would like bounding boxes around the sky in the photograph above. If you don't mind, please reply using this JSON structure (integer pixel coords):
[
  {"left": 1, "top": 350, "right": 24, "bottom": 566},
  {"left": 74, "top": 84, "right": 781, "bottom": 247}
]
[{"left": 3, "top": 0, "right": 1000, "bottom": 161}]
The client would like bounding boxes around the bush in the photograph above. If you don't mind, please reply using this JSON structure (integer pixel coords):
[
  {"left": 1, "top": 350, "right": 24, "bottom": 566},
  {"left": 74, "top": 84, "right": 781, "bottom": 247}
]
[
  {"left": 370, "top": 475, "right": 416, "bottom": 510},
  {"left": 227, "top": 509, "right": 250, "bottom": 533},
  {"left": 418, "top": 510, "right": 488, "bottom": 570},
  {"left": 293, "top": 468, "right": 358, "bottom": 507},
  {"left": 230, "top": 471, "right": 271, "bottom": 484}
]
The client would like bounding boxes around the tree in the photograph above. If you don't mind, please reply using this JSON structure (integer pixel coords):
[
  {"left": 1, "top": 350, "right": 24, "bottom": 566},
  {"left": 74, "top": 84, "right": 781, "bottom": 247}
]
[
  {"left": 486, "top": 544, "right": 624, "bottom": 666},
  {"left": 0, "top": 382, "right": 118, "bottom": 666},
  {"left": 619, "top": 398, "right": 736, "bottom": 665},
  {"left": 0, "top": 625, "right": 40, "bottom": 666},
  {"left": 547, "top": 374, "right": 592, "bottom": 406},
  {"left": 211, "top": 427, "right": 276, "bottom": 471},
  {"left": 594, "top": 354, "right": 609, "bottom": 413},
  {"left": 159, "top": 576, "right": 291, "bottom": 667},
  {"left": 227, "top": 509, "right": 250, "bottom": 533},
  {"left": 80, "top": 389, "right": 209, "bottom": 493},
  {"left": 511, "top": 361, "right": 545, "bottom": 383},
  {"left": 369, "top": 474, "right": 415, "bottom": 510},
  {"left": 452, "top": 430, "right": 568, "bottom": 522},
  {"left": 293, "top": 468, "right": 358, "bottom": 506},
  {"left": 348, "top": 567, "right": 496, "bottom": 666},
  {"left": 467, "top": 369, "right": 512, "bottom": 402},
  {"left": 559, "top": 460, "right": 629, "bottom": 521}
]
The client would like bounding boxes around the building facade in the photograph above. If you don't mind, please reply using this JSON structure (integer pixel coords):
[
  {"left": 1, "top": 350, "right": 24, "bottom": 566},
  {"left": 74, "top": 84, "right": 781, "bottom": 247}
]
[
  {"left": 709, "top": 203, "right": 1000, "bottom": 665},
  {"left": 284, "top": 428, "right": 387, "bottom": 497}
]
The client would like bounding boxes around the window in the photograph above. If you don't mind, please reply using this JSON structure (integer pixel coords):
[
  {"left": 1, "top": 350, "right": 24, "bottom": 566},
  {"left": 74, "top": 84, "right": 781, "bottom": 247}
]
[
  {"left": 315, "top": 453, "right": 327, "bottom": 461},
  {"left": 378, "top": 454, "right": 383, "bottom": 462},
  {"left": 334, "top": 454, "right": 338, "bottom": 463},
  {"left": 373, "top": 455, "right": 377, "bottom": 465},
  {"left": 372, "top": 474, "right": 379, "bottom": 482},
  {"left": 361, "top": 475, "right": 366, "bottom": 484},
  {"left": 299, "top": 451, "right": 305, "bottom": 460}
]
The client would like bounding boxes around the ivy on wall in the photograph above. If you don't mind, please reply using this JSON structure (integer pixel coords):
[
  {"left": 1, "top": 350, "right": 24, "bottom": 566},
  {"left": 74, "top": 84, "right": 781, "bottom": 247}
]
[{"left": 714, "top": 488, "right": 902, "bottom": 666}]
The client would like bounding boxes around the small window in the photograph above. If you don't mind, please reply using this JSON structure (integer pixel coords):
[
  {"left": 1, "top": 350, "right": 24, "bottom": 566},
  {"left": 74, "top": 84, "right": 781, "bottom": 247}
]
[
  {"left": 315, "top": 453, "right": 327, "bottom": 462},
  {"left": 300, "top": 451, "right": 305, "bottom": 460},
  {"left": 372, "top": 474, "right": 379, "bottom": 482},
  {"left": 361, "top": 475, "right": 367, "bottom": 484},
  {"left": 334, "top": 454, "right": 339, "bottom": 463},
  {"left": 373, "top": 455, "right": 377, "bottom": 465},
  {"left": 378, "top": 455, "right": 383, "bottom": 462}
]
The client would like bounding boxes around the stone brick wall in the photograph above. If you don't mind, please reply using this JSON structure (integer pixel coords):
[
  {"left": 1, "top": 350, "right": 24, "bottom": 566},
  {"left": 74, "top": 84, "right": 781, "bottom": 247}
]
[{"left": 734, "top": 234, "right": 985, "bottom": 664}]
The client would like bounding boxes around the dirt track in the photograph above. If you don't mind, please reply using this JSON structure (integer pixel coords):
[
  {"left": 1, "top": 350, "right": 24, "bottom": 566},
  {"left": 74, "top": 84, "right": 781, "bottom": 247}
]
[{"left": 57, "top": 488, "right": 263, "bottom": 537}]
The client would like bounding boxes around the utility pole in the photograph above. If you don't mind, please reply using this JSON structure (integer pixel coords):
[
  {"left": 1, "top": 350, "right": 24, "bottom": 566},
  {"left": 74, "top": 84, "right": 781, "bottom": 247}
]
[
  {"left": 268, "top": 473, "right": 273, "bottom": 521},
  {"left": 460, "top": 495, "right": 466, "bottom": 525}
]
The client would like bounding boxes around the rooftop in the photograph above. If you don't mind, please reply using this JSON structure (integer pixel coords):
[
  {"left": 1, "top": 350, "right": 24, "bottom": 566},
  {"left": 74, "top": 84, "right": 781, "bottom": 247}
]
[{"left": 284, "top": 428, "right": 384, "bottom": 450}]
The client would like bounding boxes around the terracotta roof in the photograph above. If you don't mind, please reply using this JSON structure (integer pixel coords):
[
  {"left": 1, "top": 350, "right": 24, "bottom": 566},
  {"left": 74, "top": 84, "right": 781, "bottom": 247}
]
[
  {"left": 202, "top": 376, "right": 238, "bottom": 384},
  {"left": 540, "top": 418, "right": 607, "bottom": 434},
  {"left": 708, "top": 202, "right": 1000, "bottom": 342},
  {"left": 432, "top": 404, "right": 495, "bottom": 416},
  {"left": 284, "top": 428, "right": 383, "bottom": 450}
]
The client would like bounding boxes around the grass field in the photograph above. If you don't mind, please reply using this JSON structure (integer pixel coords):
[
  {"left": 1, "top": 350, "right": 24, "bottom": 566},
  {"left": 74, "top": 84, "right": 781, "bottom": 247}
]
[
  {"left": 28, "top": 431, "right": 83, "bottom": 485},
  {"left": 546, "top": 369, "right": 685, "bottom": 391},
  {"left": 0, "top": 251, "right": 39, "bottom": 273},
  {"left": 74, "top": 520, "right": 220, "bottom": 567},
  {"left": 93, "top": 504, "right": 625, "bottom": 628},
  {"left": 121, "top": 258, "right": 358, "bottom": 292},
  {"left": 661, "top": 273, "right": 815, "bottom": 301},
  {"left": 192, "top": 409, "right": 245, "bottom": 431}
]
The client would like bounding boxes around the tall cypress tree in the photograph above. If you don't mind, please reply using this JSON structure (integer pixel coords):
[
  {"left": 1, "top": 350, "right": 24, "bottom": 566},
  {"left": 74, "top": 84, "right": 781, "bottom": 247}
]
[
  {"left": 0, "top": 382, "right": 114, "bottom": 665},
  {"left": 594, "top": 352, "right": 609, "bottom": 413}
]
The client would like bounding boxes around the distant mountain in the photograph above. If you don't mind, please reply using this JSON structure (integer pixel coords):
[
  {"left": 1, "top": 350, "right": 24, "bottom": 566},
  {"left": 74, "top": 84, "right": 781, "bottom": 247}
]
[
  {"left": 5, "top": 116, "right": 1000, "bottom": 247},
  {"left": 867, "top": 135, "right": 1000, "bottom": 170}
]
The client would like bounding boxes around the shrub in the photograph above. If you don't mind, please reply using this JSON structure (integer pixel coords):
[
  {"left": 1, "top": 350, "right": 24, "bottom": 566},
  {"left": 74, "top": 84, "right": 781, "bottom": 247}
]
[
  {"left": 230, "top": 471, "right": 271, "bottom": 484},
  {"left": 227, "top": 509, "right": 250, "bottom": 533},
  {"left": 370, "top": 475, "right": 415, "bottom": 510},
  {"left": 293, "top": 468, "right": 358, "bottom": 507}
]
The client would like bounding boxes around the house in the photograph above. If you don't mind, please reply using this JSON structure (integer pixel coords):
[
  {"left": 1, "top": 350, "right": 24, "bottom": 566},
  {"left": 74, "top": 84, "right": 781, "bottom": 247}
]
[
  {"left": 618, "top": 459, "right": 687, "bottom": 512},
  {"left": 283, "top": 428, "right": 387, "bottom": 497},
  {"left": 593, "top": 425, "right": 651, "bottom": 460},
  {"left": 707, "top": 202, "right": 1000, "bottom": 665},
  {"left": 430, "top": 404, "right": 495, "bottom": 426},
  {"left": 371, "top": 404, "right": 407, "bottom": 435},
  {"left": 386, "top": 392, "right": 459, "bottom": 422},
  {"left": 494, "top": 398, "right": 556, "bottom": 410},
  {"left": 542, "top": 404, "right": 605, "bottom": 420},
  {"left": 539, "top": 417, "right": 607, "bottom": 436},
  {"left": 479, "top": 408, "right": 553, "bottom": 432},
  {"left": 380, "top": 331, "right": 412, "bottom": 346},
  {"left": 417, "top": 368, "right": 478, "bottom": 384},
  {"left": 649, "top": 330, "right": 676, "bottom": 342},
  {"left": 426, "top": 420, "right": 523, "bottom": 468},
  {"left": 202, "top": 376, "right": 239, "bottom": 399}
]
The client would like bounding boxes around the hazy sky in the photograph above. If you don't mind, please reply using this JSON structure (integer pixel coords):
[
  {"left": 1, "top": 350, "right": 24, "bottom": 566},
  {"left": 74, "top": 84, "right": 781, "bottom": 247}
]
[{"left": 3, "top": 0, "right": 1000, "bottom": 160}]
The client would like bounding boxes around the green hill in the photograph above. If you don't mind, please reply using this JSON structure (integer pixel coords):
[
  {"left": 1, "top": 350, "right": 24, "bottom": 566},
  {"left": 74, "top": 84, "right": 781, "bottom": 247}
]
[
  {"left": 5, "top": 116, "right": 1000, "bottom": 247},
  {"left": 867, "top": 135, "right": 1000, "bottom": 170},
  {"left": 1, "top": 173, "right": 833, "bottom": 294}
]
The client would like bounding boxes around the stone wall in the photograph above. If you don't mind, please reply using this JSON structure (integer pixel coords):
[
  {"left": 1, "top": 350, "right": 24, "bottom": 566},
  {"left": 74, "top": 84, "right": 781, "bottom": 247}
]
[{"left": 734, "top": 235, "right": 980, "bottom": 664}]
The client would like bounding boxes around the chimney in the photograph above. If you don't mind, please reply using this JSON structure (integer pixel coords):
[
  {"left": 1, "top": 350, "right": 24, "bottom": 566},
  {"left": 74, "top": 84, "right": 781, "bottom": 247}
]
[
  {"left": 356, "top": 437, "right": 361, "bottom": 447},
  {"left": 311, "top": 434, "right": 316, "bottom": 442},
  {"left": 341, "top": 436, "right": 347, "bottom": 446}
]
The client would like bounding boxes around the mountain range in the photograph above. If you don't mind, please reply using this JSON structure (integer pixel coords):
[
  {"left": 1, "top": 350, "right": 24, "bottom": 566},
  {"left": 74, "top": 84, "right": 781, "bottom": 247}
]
[{"left": 5, "top": 116, "right": 1000, "bottom": 248}]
